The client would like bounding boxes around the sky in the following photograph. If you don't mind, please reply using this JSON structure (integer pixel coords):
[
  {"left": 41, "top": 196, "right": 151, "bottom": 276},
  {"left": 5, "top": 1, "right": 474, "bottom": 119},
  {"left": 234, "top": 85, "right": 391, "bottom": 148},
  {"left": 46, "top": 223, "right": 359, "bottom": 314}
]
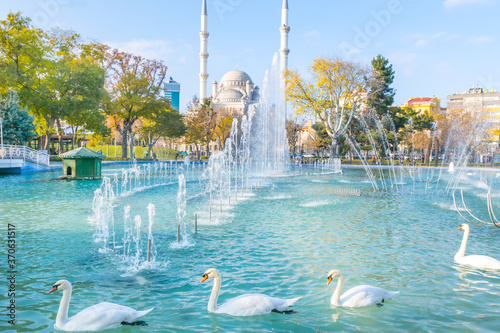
[{"left": 1, "top": 0, "right": 499, "bottom": 113}]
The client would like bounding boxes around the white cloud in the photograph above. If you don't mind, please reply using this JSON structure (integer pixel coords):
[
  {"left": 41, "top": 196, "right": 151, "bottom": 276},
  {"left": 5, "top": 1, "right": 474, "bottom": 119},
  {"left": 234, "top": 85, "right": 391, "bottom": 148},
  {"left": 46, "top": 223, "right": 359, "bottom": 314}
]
[
  {"left": 303, "top": 30, "right": 321, "bottom": 39},
  {"left": 405, "top": 31, "right": 448, "bottom": 47},
  {"left": 106, "top": 38, "right": 194, "bottom": 64},
  {"left": 389, "top": 52, "right": 417, "bottom": 64},
  {"left": 468, "top": 35, "right": 493, "bottom": 43},
  {"left": 444, "top": 0, "right": 491, "bottom": 8}
]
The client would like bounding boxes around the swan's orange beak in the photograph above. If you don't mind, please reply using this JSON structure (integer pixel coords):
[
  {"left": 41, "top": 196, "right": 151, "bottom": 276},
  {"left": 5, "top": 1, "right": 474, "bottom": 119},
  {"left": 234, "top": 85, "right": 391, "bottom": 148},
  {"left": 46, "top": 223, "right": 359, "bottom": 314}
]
[
  {"left": 48, "top": 286, "right": 57, "bottom": 294},
  {"left": 457, "top": 225, "right": 463, "bottom": 230},
  {"left": 327, "top": 277, "right": 332, "bottom": 285},
  {"left": 201, "top": 274, "right": 208, "bottom": 283}
]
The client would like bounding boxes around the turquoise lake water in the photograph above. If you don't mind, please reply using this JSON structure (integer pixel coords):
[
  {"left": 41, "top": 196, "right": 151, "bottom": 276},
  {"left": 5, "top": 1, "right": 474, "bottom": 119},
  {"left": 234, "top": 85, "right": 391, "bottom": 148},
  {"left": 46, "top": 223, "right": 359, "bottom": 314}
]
[{"left": 1, "top": 164, "right": 500, "bottom": 332}]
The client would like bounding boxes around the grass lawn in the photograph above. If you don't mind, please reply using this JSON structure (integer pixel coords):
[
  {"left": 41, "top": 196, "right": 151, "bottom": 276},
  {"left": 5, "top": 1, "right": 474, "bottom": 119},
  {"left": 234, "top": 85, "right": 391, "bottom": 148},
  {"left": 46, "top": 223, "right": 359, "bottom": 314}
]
[{"left": 86, "top": 144, "right": 177, "bottom": 160}]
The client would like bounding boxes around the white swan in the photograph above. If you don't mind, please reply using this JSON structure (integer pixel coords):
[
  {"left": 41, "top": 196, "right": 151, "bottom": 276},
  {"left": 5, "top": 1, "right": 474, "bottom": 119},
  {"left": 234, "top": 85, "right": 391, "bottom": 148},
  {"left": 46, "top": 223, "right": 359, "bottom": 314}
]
[
  {"left": 48, "top": 280, "right": 153, "bottom": 331},
  {"left": 200, "top": 268, "right": 300, "bottom": 316},
  {"left": 455, "top": 223, "right": 500, "bottom": 270},
  {"left": 327, "top": 270, "right": 399, "bottom": 307}
]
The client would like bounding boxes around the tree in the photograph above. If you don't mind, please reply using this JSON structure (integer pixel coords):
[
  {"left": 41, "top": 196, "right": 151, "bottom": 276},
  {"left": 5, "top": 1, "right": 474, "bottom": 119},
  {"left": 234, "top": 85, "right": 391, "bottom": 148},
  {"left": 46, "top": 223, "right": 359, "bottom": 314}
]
[
  {"left": 138, "top": 100, "right": 186, "bottom": 158},
  {"left": 1, "top": 13, "right": 53, "bottom": 149},
  {"left": 368, "top": 55, "right": 395, "bottom": 116},
  {"left": 45, "top": 29, "right": 107, "bottom": 153},
  {"left": 184, "top": 97, "right": 205, "bottom": 156},
  {"left": 212, "top": 115, "right": 233, "bottom": 150},
  {"left": 0, "top": 90, "right": 36, "bottom": 145},
  {"left": 101, "top": 46, "right": 168, "bottom": 158},
  {"left": 311, "top": 122, "right": 332, "bottom": 156},
  {"left": 1, "top": 14, "right": 107, "bottom": 152},
  {"left": 184, "top": 97, "right": 217, "bottom": 156},
  {"left": 286, "top": 57, "right": 380, "bottom": 157},
  {"left": 286, "top": 118, "right": 304, "bottom": 157}
]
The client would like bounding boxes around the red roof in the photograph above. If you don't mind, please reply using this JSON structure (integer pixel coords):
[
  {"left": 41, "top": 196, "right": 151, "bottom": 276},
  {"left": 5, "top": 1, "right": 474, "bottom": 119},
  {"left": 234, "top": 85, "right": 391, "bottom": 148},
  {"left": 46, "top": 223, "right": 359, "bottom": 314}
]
[{"left": 407, "top": 97, "right": 434, "bottom": 106}]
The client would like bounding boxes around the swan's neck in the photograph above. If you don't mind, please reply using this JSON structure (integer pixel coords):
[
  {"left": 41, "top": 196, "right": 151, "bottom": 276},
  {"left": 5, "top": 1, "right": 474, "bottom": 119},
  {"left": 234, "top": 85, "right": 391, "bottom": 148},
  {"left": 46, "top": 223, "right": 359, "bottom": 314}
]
[
  {"left": 56, "top": 286, "right": 71, "bottom": 327},
  {"left": 331, "top": 275, "right": 344, "bottom": 306},
  {"left": 208, "top": 276, "right": 221, "bottom": 312},
  {"left": 455, "top": 228, "right": 470, "bottom": 260}
]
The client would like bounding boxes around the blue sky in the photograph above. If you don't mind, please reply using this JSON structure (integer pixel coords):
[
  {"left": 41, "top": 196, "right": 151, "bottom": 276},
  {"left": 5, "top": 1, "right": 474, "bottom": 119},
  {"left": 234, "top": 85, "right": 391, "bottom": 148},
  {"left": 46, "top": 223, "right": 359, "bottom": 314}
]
[{"left": 1, "top": 0, "right": 499, "bottom": 112}]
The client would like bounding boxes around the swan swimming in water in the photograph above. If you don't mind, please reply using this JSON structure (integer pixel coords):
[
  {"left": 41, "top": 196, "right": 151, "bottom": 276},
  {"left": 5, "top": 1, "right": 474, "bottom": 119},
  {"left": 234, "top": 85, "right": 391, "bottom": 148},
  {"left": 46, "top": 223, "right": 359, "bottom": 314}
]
[
  {"left": 327, "top": 270, "right": 399, "bottom": 307},
  {"left": 200, "top": 268, "right": 300, "bottom": 316},
  {"left": 455, "top": 223, "right": 500, "bottom": 270},
  {"left": 48, "top": 280, "right": 153, "bottom": 331}
]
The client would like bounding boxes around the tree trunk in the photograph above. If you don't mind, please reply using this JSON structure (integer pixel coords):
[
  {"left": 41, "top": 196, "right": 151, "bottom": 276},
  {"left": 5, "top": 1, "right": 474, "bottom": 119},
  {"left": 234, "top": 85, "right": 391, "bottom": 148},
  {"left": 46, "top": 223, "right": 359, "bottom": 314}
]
[
  {"left": 424, "top": 135, "right": 433, "bottom": 166},
  {"left": 56, "top": 118, "right": 63, "bottom": 154},
  {"left": 120, "top": 128, "right": 128, "bottom": 159},
  {"left": 147, "top": 135, "right": 160, "bottom": 160},
  {"left": 43, "top": 132, "right": 51, "bottom": 152},
  {"left": 433, "top": 138, "right": 440, "bottom": 167},
  {"left": 330, "top": 137, "right": 338, "bottom": 158},
  {"left": 129, "top": 130, "right": 134, "bottom": 160}
]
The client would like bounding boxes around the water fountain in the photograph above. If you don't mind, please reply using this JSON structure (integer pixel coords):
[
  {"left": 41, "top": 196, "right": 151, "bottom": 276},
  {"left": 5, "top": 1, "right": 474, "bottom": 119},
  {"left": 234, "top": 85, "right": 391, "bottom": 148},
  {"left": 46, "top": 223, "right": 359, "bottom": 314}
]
[
  {"left": 170, "top": 173, "right": 192, "bottom": 248},
  {"left": 251, "top": 53, "right": 289, "bottom": 175},
  {"left": 132, "top": 215, "right": 142, "bottom": 271},
  {"left": 10, "top": 51, "right": 500, "bottom": 333},
  {"left": 147, "top": 203, "right": 156, "bottom": 262}
]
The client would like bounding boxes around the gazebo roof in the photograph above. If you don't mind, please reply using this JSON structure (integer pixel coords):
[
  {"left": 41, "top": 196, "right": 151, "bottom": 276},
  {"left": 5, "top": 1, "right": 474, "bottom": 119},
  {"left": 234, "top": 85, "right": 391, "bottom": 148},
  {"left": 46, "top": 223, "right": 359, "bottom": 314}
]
[{"left": 59, "top": 147, "right": 106, "bottom": 159}]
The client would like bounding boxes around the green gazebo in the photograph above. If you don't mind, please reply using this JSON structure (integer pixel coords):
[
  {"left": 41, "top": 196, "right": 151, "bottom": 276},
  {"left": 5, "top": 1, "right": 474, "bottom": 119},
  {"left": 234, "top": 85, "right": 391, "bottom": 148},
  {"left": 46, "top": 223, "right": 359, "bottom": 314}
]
[{"left": 59, "top": 147, "right": 106, "bottom": 179}]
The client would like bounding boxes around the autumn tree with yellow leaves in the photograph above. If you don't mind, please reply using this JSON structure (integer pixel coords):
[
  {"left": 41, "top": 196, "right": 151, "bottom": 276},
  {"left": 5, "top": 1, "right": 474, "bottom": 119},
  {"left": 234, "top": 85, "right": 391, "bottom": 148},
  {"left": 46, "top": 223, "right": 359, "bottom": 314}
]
[{"left": 285, "top": 57, "right": 380, "bottom": 156}]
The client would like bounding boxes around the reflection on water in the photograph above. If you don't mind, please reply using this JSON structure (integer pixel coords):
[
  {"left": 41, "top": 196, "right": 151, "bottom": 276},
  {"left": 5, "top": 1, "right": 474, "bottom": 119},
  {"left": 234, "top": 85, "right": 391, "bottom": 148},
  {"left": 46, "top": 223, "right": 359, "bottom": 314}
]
[{"left": 1, "top": 166, "right": 500, "bottom": 332}]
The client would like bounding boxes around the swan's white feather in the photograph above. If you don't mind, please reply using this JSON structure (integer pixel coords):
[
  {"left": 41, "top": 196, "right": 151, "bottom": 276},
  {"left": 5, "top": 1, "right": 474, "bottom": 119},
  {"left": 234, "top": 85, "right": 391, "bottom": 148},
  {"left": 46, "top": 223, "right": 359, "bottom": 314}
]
[
  {"left": 57, "top": 303, "right": 153, "bottom": 331},
  {"left": 455, "top": 224, "right": 500, "bottom": 270},
  {"left": 339, "top": 285, "right": 399, "bottom": 307},
  {"left": 215, "top": 294, "right": 300, "bottom": 316},
  {"left": 202, "top": 268, "right": 300, "bottom": 317},
  {"left": 456, "top": 254, "right": 500, "bottom": 270}
]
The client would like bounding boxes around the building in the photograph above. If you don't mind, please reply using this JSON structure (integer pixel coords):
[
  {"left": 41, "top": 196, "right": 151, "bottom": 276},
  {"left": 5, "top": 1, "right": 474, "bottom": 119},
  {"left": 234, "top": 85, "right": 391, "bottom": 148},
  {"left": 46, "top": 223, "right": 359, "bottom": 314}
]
[
  {"left": 198, "top": 0, "right": 289, "bottom": 116},
  {"left": 402, "top": 97, "right": 441, "bottom": 115},
  {"left": 177, "top": 0, "right": 290, "bottom": 157},
  {"left": 59, "top": 147, "right": 106, "bottom": 180},
  {"left": 211, "top": 70, "right": 259, "bottom": 117},
  {"left": 163, "top": 77, "right": 181, "bottom": 111},
  {"left": 448, "top": 87, "right": 500, "bottom": 147}
]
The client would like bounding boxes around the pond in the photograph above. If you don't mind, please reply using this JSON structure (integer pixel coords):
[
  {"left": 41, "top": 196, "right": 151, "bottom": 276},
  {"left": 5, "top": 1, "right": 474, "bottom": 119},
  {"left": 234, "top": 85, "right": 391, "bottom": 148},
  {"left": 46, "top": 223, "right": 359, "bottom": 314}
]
[{"left": 1, "top": 163, "right": 500, "bottom": 332}]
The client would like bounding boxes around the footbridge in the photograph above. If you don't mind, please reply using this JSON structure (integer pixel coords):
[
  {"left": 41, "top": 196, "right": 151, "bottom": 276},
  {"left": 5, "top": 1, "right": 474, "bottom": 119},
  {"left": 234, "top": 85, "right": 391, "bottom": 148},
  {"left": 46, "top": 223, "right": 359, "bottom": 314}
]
[{"left": 0, "top": 145, "right": 50, "bottom": 173}]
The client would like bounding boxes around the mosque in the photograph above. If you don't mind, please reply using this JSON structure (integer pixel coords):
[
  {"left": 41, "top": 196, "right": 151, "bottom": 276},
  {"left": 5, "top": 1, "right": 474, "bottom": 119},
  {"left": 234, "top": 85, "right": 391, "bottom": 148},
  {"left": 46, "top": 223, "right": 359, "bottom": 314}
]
[{"left": 198, "top": 0, "right": 290, "bottom": 116}]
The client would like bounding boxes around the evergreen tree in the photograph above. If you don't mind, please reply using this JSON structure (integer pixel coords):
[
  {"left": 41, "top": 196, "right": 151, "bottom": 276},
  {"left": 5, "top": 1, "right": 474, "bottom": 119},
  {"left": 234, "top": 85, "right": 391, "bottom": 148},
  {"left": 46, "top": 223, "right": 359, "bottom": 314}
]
[
  {"left": 369, "top": 55, "right": 395, "bottom": 116},
  {"left": 0, "top": 91, "right": 36, "bottom": 145}
]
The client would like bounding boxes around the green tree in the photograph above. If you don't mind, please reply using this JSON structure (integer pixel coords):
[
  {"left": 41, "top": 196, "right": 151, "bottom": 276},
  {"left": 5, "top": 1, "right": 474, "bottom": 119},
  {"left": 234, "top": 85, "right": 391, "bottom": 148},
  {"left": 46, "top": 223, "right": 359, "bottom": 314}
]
[
  {"left": 368, "top": 55, "right": 395, "bottom": 116},
  {"left": 0, "top": 13, "right": 52, "bottom": 149},
  {"left": 138, "top": 100, "right": 186, "bottom": 158},
  {"left": 286, "top": 118, "right": 304, "bottom": 157},
  {"left": 212, "top": 115, "right": 233, "bottom": 151},
  {"left": 311, "top": 122, "right": 332, "bottom": 156},
  {"left": 184, "top": 97, "right": 217, "bottom": 156},
  {"left": 1, "top": 14, "right": 106, "bottom": 152},
  {"left": 0, "top": 90, "right": 36, "bottom": 145},
  {"left": 101, "top": 46, "right": 168, "bottom": 158}
]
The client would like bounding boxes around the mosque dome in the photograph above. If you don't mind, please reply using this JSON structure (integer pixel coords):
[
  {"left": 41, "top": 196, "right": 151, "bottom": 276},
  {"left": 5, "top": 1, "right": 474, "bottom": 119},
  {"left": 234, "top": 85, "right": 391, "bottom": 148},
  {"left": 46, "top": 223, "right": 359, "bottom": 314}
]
[
  {"left": 220, "top": 70, "right": 253, "bottom": 84},
  {"left": 218, "top": 89, "right": 244, "bottom": 101}
]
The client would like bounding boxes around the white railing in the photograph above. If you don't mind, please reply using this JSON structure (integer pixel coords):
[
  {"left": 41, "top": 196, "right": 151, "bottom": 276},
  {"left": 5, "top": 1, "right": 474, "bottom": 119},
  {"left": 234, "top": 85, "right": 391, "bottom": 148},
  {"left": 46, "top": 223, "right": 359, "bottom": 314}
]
[{"left": 0, "top": 145, "right": 50, "bottom": 167}]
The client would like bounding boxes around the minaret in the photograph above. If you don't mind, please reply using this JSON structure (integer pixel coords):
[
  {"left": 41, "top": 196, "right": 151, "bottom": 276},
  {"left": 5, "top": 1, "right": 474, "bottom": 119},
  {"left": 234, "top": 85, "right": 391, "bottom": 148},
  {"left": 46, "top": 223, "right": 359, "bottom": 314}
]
[
  {"left": 199, "top": 0, "right": 209, "bottom": 100},
  {"left": 279, "top": 0, "right": 290, "bottom": 74}
]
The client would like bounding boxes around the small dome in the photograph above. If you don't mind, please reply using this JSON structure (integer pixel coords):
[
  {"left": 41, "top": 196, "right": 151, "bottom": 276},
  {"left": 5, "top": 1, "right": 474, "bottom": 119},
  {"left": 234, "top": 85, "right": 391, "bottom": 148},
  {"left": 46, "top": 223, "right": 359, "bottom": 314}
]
[
  {"left": 220, "top": 70, "right": 253, "bottom": 84},
  {"left": 218, "top": 89, "right": 244, "bottom": 100}
]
